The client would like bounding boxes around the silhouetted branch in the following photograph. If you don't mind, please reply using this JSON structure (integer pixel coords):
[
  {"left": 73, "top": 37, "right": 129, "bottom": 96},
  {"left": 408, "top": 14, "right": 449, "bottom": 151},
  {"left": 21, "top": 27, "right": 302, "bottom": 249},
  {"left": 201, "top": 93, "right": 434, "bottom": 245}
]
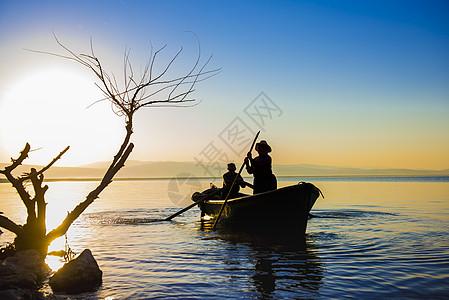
[
  {"left": 102, "top": 120, "right": 133, "bottom": 182},
  {"left": 87, "top": 68, "right": 219, "bottom": 110},
  {"left": 2, "top": 143, "right": 31, "bottom": 173},
  {"left": 28, "top": 33, "right": 220, "bottom": 121},
  {"left": 29, "top": 168, "right": 48, "bottom": 234},
  {"left": 20, "top": 146, "right": 70, "bottom": 182},
  {"left": 4, "top": 33, "right": 218, "bottom": 254},
  {"left": 46, "top": 143, "right": 134, "bottom": 241},
  {"left": 0, "top": 143, "right": 70, "bottom": 242},
  {"left": 0, "top": 144, "right": 35, "bottom": 222},
  {"left": 0, "top": 215, "right": 22, "bottom": 235}
]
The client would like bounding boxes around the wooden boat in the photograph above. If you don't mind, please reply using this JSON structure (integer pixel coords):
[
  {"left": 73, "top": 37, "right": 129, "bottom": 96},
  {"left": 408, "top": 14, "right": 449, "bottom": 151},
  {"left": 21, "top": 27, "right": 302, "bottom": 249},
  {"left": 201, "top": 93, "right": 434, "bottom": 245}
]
[{"left": 192, "top": 182, "right": 322, "bottom": 234}]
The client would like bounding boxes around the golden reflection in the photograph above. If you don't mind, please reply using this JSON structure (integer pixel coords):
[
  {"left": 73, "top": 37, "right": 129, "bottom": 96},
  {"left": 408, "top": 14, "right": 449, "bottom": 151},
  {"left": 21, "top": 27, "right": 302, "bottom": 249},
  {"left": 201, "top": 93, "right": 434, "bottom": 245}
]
[
  {"left": 46, "top": 248, "right": 65, "bottom": 272},
  {"left": 46, "top": 223, "right": 95, "bottom": 272},
  {"left": 43, "top": 182, "right": 99, "bottom": 271}
]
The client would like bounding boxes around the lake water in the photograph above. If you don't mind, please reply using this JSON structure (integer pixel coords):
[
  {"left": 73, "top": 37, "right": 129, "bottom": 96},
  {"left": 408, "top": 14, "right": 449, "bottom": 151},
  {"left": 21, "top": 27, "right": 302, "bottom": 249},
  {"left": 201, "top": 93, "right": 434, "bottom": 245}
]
[{"left": 1, "top": 177, "right": 449, "bottom": 299}]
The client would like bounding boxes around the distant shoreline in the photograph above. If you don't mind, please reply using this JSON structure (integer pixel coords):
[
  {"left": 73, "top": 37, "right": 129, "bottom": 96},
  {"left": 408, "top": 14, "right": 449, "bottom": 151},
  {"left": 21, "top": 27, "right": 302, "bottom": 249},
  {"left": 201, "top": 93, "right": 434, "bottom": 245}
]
[
  {"left": 1, "top": 175, "right": 448, "bottom": 183},
  {"left": 1, "top": 161, "right": 447, "bottom": 182}
]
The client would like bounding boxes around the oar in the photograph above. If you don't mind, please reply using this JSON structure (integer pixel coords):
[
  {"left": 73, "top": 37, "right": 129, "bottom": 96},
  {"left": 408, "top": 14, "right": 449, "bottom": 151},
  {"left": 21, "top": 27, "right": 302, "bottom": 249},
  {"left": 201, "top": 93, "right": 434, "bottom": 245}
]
[
  {"left": 164, "top": 188, "right": 222, "bottom": 221},
  {"left": 212, "top": 131, "right": 260, "bottom": 230}
]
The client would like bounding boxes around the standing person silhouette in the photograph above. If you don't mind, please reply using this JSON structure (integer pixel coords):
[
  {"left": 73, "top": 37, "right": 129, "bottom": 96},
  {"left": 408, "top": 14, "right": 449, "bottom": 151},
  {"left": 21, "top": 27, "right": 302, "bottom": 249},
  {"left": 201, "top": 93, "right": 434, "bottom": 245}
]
[{"left": 244, "top": 140, "right": 277, "bottom": 194}]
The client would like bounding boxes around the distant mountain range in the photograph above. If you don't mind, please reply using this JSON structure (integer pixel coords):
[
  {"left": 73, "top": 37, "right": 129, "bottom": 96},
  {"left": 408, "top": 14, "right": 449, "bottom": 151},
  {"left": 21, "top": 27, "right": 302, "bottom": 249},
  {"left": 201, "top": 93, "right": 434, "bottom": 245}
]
[{"left": 0, "top": 160, "right": 447, "bottom": 181}]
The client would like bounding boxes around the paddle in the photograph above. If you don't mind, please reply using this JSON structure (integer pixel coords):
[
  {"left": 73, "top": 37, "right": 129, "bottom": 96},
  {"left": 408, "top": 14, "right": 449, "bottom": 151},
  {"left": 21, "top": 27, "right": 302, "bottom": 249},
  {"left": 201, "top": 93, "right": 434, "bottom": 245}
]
[
  {"left": 212, "top": 131, "right": 260, "bottom": 230},
  {"left": 164, "top": 187, "right": 223, "bottom": 221},
  {"left": 245, "top": 182, "right": 254, "bottom": 189}
]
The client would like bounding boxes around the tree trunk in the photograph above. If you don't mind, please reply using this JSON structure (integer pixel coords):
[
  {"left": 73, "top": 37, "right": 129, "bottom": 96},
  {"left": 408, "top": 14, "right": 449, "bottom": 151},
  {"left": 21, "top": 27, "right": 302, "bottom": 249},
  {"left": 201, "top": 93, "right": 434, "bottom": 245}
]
[
  {"left": 13, "top": 224, "right": 49, "bottom": 257},
  {"left": 1, "top": 34, "right": 216, "bottom": 257}
]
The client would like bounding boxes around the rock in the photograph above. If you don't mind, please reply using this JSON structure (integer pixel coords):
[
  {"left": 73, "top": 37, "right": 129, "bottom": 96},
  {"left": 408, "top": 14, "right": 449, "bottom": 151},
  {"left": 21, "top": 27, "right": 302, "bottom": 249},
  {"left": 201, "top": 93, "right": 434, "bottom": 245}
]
[
  {"left": 0, "top": 289, "right": 31, "bottom": 299},
  {"left": 2, "top": 249, "right": 50, "bottom": 276},
  {"left": 0, "top": 249, "right": 50, "bottom": 290},
  {"left": 0, "top": 288, "right": 54, "bottom": 300},
  {"left": 0, "top": 263, "right": 36, "bottom": 289},
  {"left": 49, "top": 249, "right": 102, "bottom": 294}
]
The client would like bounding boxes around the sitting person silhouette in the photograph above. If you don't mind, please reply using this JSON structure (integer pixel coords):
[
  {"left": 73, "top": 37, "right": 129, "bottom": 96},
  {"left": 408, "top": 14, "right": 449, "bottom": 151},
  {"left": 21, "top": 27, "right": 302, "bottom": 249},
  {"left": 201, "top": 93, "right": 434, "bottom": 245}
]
[
  {"left": 222, "top": 163, "right": 248, "bottom": 199},
  {"left": 244, "top": 140, "right": 277, "bottom": 194}
]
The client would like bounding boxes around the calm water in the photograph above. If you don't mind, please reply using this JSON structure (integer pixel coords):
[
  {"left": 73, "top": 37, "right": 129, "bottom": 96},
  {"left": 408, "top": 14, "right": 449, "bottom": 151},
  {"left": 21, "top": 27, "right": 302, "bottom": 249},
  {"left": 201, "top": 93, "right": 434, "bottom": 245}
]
[{"left": 1, "top": 177, "right": 449, "bottom": 299}]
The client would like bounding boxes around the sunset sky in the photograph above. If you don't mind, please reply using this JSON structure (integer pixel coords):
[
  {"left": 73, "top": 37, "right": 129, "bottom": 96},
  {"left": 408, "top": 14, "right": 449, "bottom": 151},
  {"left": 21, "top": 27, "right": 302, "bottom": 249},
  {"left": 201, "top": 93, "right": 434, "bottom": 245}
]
[{"left": 0, "top": 0, "right": 448, "bottom": 170}]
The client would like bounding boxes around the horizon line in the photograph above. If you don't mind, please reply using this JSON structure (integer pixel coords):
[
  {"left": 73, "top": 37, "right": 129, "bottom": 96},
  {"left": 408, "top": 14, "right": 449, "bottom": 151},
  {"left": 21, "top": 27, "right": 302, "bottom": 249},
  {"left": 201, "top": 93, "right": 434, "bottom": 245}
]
[
  {"left": 1, "top": 174, "right": 449, "bottom": 184},
  {"left": 0, "top": 161, "right": 448, "bottom": 172}
]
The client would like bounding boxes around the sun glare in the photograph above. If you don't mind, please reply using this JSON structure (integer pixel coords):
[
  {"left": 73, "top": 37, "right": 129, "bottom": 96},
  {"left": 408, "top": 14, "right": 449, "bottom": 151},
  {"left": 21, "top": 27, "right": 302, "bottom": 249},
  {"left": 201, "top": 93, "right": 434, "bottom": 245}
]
[{"left": 0, "top": 68, "right": 123, "bottom": 166}]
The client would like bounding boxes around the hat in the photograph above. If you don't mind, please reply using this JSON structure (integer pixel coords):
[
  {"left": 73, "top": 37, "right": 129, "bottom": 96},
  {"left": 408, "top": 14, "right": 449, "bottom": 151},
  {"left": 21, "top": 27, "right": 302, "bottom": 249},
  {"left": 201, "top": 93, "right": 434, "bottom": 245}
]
[
  {"left": 255, "top": 140, "right": 272, "bottom": 153},
  {"left": 227, "top": 163, "right": 236, "bottom": 170}
]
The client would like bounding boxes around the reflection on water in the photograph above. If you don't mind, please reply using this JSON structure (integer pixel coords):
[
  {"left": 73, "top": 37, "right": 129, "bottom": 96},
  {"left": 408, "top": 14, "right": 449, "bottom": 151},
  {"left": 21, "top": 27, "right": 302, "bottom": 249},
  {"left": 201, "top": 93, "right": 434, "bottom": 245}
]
[
  {"left": 200, "top": 221, "right": 324, "bottom": 298},
  {"left": 1, "top": 179, "right": 449, "bottom": 299}
]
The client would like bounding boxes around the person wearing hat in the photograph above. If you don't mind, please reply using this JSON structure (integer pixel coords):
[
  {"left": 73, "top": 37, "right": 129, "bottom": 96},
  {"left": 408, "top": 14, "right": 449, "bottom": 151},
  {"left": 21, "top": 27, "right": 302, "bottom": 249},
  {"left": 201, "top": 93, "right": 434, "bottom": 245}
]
[
  {"left": 244, "top": 140, "right": 277, "bottom": 194},
  {"left": 222, "top": 163, "right": 248, "bottom": 198}
]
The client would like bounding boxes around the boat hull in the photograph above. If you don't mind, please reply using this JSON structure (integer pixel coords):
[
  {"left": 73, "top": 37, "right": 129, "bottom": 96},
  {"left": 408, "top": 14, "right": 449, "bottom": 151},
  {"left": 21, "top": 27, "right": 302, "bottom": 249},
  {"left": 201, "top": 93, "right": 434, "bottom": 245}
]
[{"left": 195, "top": 182, "right": 321, "bottom": 234}]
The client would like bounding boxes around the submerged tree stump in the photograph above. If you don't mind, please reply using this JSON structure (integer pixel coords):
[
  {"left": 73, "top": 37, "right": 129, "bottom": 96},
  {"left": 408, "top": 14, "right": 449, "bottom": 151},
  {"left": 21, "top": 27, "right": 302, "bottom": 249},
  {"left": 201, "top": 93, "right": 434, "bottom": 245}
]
[{"left": 49, "top": 249, "right": 102, "bottom": 294}]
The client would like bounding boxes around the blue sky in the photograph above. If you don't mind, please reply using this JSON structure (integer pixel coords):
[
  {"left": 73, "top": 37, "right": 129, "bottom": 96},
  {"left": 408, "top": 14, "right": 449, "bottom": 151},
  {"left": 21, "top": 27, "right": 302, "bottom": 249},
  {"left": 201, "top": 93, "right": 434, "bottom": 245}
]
[{"left": 0, "top": 0, "right": 448, "bottom": 169}]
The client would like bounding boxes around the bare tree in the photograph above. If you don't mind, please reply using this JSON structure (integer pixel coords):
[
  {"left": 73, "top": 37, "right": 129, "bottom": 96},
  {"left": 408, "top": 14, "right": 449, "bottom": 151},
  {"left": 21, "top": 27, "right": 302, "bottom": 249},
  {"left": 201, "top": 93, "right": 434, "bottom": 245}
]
[{"left": 0, "top": 34, "right": 219, "bottom": 256}]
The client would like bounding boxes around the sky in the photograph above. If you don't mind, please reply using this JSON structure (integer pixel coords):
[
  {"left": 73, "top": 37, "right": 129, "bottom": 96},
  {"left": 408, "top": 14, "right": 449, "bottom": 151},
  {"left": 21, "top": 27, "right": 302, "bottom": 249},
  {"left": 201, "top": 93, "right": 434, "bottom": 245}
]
[{"left": 0, "top": 0, "right": 448, "bottom": 170}]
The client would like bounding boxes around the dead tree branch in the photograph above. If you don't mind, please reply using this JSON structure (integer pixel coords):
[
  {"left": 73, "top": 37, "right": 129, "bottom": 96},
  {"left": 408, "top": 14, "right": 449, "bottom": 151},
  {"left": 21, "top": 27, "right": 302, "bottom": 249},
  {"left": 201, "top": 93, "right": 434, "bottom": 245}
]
[
  {"left": 20, "top": 146, "right": 70, "bottom": 182},
  {"left": 0, "top": 144, "right": 70, "bottom": 233},
  {"left": 27, "top": 32, "right": 220, "bottom": 119},
  {"left": 46, "top": 142, "right": 134, "bottom": 242},
  {"left": 0, "top": 144, "right": 35, "bottom": 223},
  {"left": 1, "top": 34, "right": 218, "bottom": 255},
  {"left": 0, "top": 215, "right": 22, "bottom": 236}
]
